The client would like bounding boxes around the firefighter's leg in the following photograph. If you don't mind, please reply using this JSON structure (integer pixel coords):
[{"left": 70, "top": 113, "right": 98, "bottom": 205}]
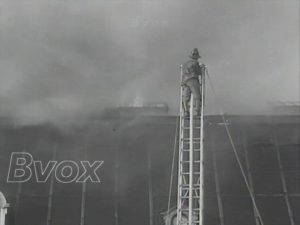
[
  {"left": 194, "top": 99, "right": 201, "bottom": 116},
  {"left": 182, "top": 86, "right": 191, "bottom": 117},
  {"left": 187, "top": 79, "right": 201, "bottom": 116}
]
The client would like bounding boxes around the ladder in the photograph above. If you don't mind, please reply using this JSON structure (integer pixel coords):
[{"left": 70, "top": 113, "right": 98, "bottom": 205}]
[
  {"left": 0, "top": 192, "right": 8, "bottom": 225},
  {"left": 177, "top": 65, "right": 205, "bottom": 225}
]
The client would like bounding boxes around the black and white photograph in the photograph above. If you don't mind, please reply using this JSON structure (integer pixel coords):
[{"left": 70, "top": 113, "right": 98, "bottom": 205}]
[{"left": 0, "top": 0, "right": 299, "bottom": 225}]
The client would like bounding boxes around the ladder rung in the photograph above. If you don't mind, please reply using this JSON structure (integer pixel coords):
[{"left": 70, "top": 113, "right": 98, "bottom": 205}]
[
  {"left": 179, "top": 208, "right": 200, "bottom": 211},
  {"left": 183, "top": 126, "right": 201, "bottom": 129},
  {"left": 183, "top": 149, "right": 200, "bottom": 152},
  {"left": 181, "top": 187, "right": 200, "bottom": 190},
  {"left": 181, "top": 172, "right": 201, "bottom": 175},
  {"left": 183, "top": 141, "right": 201, "bottom": 144},
  {"left": 181, "top": 160, "right": 201, "bottom": 163},
  {"left": 178, "top": 222, "right": 199, "bottom": 225},
  {"left": 182, "top": 116, "right": 201, "bottom": 118},
  {"left": 180, "top": 184, "right": 200, "bottom": 187},
  {"left": 183, "top": 137, "right": 201, "bottom": 140},
  {"left": 182, "top": 138, "right": 201, "bottom": 142},
  {"left": 179, "top": 196, "right": 200, "bottom": 199},
  {"left": 179, "top": 221, "right": 201, "bottom": 224}
]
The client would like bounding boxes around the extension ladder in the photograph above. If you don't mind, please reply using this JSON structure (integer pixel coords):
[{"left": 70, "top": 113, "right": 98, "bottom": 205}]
[
  {"left": 0, "top": 192, "right": 8, "bottom": 225},
  {"left": 177, "top": 65, "right": 205, "bottom": 225}
]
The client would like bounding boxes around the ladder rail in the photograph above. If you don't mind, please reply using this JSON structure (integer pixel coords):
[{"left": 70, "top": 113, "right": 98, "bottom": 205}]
[
  {"left": 177, "top": 65, "right": 184, "bottom": 224},
  {"left": 189, "top": 95, "right": 194, "bottom": 225},
  {"left": 199, "top": 67, "right": 205, "bottom": 225}
]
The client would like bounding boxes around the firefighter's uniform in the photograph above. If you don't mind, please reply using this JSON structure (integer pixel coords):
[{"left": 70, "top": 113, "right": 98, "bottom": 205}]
[{"left": 182, "top": 48, "right": 204, "bottom": 116}]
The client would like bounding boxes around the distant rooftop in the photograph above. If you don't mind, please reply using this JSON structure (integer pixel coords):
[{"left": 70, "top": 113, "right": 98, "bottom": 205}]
[
  {"left": 103, "top": 103, "right": 169, "bottom": 117},
  {"left": 271, "top": 101, "right": 300, "bottom": 115}
]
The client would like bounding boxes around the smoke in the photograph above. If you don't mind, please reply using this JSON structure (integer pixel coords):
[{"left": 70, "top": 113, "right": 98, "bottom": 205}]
[{"left": 0, "top": 0, "right": 298, "bottom": 124}]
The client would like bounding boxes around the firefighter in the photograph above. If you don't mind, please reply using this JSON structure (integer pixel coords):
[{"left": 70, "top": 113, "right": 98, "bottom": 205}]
[{"left": 181, "top": 48, "right": 204, "bottom": 116}]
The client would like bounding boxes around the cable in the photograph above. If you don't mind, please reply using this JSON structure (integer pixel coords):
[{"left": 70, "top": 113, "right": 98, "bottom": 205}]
[
  {"left": 206, "top": 69, "right": 265, "bottom": 225},
  {"left": 167, "top": 116, "right": 180, "bottom": 215}
]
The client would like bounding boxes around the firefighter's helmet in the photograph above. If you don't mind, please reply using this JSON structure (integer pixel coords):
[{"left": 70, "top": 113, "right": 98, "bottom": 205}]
[{"left": 189, "top": 48, "right": 201, "bottom": 59}]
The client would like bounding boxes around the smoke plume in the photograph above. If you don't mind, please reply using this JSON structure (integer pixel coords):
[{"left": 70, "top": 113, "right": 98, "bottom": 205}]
[{"left": 0, "top": 0, "right": 298, "bottom": 124}]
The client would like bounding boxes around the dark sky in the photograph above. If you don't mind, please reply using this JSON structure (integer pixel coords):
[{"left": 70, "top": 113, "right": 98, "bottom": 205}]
[{"left": 0, "top": 0, "right": 299, "bottom": 123}]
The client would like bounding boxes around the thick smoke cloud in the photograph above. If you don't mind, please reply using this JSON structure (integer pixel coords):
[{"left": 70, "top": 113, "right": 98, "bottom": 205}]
[{"left": 0, "top": 0, "right": 298, "bottom": 124}]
